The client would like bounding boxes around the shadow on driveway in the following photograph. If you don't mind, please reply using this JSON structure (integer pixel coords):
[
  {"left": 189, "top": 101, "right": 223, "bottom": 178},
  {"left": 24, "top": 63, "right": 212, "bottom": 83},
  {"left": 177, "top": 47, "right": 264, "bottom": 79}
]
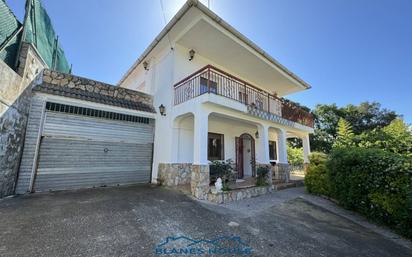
[{"left": 0, "top": 185, "right": 411, "bottom": 257}]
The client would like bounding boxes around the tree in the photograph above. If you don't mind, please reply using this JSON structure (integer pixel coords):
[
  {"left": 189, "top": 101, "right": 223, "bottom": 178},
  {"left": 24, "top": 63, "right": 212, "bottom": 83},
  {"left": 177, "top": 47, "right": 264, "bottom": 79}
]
[
  {"left": 359, "top": 118, "right": 412, "bottom": 156},
  {"left": 333, "top": 118, "right": 355, "bottom": 148},
  {"left": 310, "top": 102, "right": 399, "bottom": 153}
]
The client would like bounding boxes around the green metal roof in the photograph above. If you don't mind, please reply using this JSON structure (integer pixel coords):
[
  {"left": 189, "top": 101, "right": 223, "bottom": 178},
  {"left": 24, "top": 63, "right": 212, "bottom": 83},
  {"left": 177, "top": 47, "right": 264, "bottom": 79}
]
[
  {"left": 0, "top": 0, "right": 22, "bottom": 68},
  {"left": 0, "top": 0, "right": 71, "bottom": 73}
]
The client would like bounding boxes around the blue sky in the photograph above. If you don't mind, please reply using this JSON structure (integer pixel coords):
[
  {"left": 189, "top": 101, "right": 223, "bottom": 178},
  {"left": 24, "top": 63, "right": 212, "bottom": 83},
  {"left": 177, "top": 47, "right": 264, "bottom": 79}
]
[{"left": 6, "top": 0, "right": 412, "bottom": 122}]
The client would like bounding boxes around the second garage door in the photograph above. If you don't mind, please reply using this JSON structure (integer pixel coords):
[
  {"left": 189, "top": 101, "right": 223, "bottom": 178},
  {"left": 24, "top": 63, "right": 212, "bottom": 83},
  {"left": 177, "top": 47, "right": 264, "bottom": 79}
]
[{"left": 32, "top": 102, "right": 154, "bottom": 192}]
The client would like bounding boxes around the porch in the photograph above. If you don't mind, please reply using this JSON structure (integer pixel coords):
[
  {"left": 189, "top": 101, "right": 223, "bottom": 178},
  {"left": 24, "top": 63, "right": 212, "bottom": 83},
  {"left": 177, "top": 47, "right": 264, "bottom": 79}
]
[{"left": 158, "top": 110, "right": 311, "bottom": 202}]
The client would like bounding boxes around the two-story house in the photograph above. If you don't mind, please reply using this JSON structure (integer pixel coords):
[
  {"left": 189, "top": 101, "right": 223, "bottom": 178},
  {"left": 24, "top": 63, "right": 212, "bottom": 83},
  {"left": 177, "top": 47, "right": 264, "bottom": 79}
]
[{"left": 118, "top": 0, "right": 313, "bottom": 187}]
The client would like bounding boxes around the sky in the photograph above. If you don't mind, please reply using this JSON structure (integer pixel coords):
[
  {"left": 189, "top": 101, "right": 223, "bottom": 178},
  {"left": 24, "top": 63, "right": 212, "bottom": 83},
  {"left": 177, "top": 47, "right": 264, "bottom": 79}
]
[{"left": 6, "top": 0, "right": 412, "bottom": 123}]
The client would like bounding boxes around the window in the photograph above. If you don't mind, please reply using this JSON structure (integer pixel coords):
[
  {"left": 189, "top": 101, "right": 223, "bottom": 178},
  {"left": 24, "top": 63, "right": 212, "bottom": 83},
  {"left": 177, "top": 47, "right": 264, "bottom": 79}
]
[
  {"left": 269, "top": 141, "right": 277, "bottom": 160},
  {"left": 45, "top": 102, "right": 150, "bottom": 124},
  {"left": 200, "top": 77, "right": 218, "bottom": 94},
  {"left": 208, "top": 133, "right": 224, "bottom": 160}
]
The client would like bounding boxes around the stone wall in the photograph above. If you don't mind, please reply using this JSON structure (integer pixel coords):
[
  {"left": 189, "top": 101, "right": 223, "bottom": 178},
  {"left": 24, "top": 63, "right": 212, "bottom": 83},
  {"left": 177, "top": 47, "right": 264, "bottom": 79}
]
[
  {"left": 0, "top": 43, "right": 45, "bottom": 197},
  {"left": 190, "top": 165, "right": 210, "bottom": 200},
  {"left": 41, "top": 69, "right": 153, "bottom": 108},
  {"left": 157, "top": 163, "right": 192, "bottom": 186},
  {"left": 207, "top": 185, "right": 272, "bottom": 204}
]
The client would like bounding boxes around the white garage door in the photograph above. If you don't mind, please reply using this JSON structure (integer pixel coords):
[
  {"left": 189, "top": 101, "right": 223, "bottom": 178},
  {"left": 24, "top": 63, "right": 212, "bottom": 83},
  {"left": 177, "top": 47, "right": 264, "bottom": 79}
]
[{"left": 32, "top": 102, "right": 154, "bottom": 192}]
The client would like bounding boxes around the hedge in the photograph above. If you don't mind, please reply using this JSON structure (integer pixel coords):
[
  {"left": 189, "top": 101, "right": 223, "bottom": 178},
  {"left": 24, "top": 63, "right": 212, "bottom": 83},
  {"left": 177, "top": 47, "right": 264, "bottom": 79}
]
[{"left": 305, "top": 147, "right": 412, "bottom": 239}]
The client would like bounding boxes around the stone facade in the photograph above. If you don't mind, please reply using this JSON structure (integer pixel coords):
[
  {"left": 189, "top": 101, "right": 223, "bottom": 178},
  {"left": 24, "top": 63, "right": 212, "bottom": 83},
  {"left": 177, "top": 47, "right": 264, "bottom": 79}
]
[
  {"left": 41, "top": 69, "right": 153, "bottom": 111},
  {"left": 207, "top": 185, "right": 272, "bottom": 204},
  {"left": 157, "top": 163, "right": 192, "bottom": 186},
  {"left": 0, "top": 43, "right": 45, "bottom": 198},
  {"left": 190, "top": 165, "right": 210, "bottom": 200}
]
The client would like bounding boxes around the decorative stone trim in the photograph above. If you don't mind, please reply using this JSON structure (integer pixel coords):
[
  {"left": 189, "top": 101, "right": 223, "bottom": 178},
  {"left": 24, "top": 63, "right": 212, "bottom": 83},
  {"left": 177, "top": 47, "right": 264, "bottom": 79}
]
[
  {"left": 37, "top": 69, "right": 155, "bottom": 113},
  {"left": 158, "top": 163, "right": 192, "bottom": 186},
  {"left": 207, "top": 185, "right": 272, "bottom": 204}
]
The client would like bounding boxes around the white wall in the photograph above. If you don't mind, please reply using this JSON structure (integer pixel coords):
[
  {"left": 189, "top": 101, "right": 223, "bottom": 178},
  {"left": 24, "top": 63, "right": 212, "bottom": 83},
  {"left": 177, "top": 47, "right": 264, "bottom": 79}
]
[{"left": 174, "top": 114, "right": 281, "bottom": 165}]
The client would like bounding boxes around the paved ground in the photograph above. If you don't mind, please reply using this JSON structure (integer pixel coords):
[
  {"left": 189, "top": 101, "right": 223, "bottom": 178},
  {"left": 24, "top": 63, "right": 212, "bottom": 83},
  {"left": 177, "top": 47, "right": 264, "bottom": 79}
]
[{"left": 0, "top": 185, "right": 411, "bottom": 257}]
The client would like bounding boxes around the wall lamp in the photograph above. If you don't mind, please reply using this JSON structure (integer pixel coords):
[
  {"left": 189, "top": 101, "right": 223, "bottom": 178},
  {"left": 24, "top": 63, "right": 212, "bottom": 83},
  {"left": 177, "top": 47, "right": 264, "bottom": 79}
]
[
  {"left": 159, "top": 104, "right": 166, "bottom": 116},
  {"left": 143, "top": 61, "right": 149, "bottom": 71},
  {"left": 189, "top": 49, "right": 195, "bottom": 61},
  {"left": 255, "top": 131, "right": 259, "bottom": 139}
]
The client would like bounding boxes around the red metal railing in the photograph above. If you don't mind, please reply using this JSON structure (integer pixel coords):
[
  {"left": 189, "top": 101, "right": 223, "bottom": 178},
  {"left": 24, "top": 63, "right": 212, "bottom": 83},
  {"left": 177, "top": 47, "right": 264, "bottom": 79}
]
[{"left": 173, "top": 65, "right": 314, "bottom": 127}]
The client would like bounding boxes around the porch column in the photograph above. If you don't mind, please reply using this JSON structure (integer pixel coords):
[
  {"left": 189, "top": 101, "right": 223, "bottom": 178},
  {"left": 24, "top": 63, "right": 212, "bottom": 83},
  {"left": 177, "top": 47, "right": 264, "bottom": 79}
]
[
  {"left": 277, "top": 128, "right": 289, "bottom": 182},
  {"left": 302, "top": 134, "right": 311, "bottom": 164},
  {"left": 193, "top": 109, "right": 209, "bottom": 165},
  {"left": 256, "top": 124, "right": 270, "bottom": 164},
  {"left": 277, "top": 128, "right": 288, "bottom": 164}
]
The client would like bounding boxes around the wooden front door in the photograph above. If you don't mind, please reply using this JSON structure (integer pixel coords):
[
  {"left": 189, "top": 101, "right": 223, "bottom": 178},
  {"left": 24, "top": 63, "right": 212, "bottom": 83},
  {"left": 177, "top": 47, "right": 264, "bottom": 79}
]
[{"left": 235, "top": 137, "right": 244, "bottom": 178}]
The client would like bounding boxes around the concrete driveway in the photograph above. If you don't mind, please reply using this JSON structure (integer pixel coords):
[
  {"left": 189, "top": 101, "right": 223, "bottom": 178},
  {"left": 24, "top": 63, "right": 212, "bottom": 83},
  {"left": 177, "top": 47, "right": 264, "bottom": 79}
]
[{"left": 0, "top": 185, "right": 411, "bottom": 257}]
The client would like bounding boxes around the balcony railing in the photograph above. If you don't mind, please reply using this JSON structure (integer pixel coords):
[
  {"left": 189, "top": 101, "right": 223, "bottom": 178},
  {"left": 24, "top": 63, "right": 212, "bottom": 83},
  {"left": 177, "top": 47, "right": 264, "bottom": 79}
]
[{"left": 174, "top": 65, "right": 314, "bottom": 128}]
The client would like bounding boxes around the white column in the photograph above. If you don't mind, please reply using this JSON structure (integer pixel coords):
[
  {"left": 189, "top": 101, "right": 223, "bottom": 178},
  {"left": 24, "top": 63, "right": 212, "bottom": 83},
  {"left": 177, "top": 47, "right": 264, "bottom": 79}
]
[
  {"left": 256, "top": 124, "right": 270, "bottom": 164},
  {"left": 193, "top": 109, "right": 209, "bottom": 165},
  {"left": 277, "top": 128, "right": 288, "bottom": 164},
  {"left": 171, "top": 126, "right": 180, "bottom": 162},
  {"left": 302, "top": 134, "right": 311, "bottom": 163}
]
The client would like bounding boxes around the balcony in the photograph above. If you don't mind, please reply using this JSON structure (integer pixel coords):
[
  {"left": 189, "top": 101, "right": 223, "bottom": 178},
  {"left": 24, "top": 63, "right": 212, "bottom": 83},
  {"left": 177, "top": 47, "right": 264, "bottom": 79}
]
[{"left": 174, "top": 65, "right": 314, "bottom": 128}]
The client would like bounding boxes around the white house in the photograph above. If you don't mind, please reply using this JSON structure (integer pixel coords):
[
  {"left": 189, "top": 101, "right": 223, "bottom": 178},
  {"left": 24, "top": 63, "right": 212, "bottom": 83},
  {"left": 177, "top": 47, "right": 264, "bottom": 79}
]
[{"left": 118, "top": 0, "right": 313, "bottom": 186}]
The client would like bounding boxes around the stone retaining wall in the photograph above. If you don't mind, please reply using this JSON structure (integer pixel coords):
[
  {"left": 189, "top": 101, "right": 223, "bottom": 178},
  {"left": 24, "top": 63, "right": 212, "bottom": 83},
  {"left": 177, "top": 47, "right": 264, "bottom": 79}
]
[{"left": 207, "top": 185, "right": 272, "bottom": 204}]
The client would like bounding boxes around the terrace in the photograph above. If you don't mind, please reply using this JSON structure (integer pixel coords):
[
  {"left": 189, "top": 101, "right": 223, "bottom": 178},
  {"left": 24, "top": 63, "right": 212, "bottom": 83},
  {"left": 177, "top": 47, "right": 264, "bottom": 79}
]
[{"left": 174, "top": 65, "right": 314, "bottom": 128}]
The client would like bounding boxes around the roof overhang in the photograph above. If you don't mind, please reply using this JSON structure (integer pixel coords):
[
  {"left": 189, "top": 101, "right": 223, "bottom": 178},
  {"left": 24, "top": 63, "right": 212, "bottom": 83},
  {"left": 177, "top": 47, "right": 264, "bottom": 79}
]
[{"left": 118, "top": 0, "right": 311, "bottom": 95}]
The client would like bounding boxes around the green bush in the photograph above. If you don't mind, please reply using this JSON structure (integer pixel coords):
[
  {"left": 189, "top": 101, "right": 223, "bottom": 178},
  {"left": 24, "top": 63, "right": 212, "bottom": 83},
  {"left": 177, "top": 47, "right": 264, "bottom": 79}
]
[
  {"left": 209, "top": 159, "right": 235, "bottom": 189},
  {"left": 306, "top": 147, "right": 412, "bottom": 238},
  {"left": 327, "top": 147, "right": 412, "bottom": 238},
  {"left": 304, "top": 152, "right": 330, "bottom": 196},
  {"left": 256, "top": 166, "right": 270, "bottom": 186}
]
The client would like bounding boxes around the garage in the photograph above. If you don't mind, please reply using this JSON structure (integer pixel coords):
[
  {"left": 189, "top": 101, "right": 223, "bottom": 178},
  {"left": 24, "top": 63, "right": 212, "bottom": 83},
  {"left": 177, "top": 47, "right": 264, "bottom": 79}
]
[
  {"left": 32, "top": 102, "right": 154, "bottom": 192},
  {"left": 15, "top": 69, "right": 156, "bottom": 194}
]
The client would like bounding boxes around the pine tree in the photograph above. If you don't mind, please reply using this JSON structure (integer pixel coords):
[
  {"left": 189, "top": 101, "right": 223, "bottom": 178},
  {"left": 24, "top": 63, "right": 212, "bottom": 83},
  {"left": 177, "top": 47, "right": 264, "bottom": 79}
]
[{"left": 334, "top": 118, "right": 355, "bottom": 148}]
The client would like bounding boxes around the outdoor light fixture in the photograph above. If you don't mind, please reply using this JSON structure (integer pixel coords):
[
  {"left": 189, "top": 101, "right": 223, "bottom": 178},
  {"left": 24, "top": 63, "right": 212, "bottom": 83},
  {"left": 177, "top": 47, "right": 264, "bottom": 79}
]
[
  {"left": 159, "top": 104, "right": 166, "bottom": 116},
  {"left": 189, "top": 49, "right": 195, "bottom": 61},
  {"left": 143, "top": 61, "right": 149, "bottom": 71},
  {"left": 255, "top": 131, "right": 259, "bottom": 139}
]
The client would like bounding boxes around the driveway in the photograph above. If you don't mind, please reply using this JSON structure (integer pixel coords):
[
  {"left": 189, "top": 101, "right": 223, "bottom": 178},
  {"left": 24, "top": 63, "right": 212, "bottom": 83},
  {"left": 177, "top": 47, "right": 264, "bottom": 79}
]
[{"left": 0, "top": 185, "right": 411, "bottom": 257}]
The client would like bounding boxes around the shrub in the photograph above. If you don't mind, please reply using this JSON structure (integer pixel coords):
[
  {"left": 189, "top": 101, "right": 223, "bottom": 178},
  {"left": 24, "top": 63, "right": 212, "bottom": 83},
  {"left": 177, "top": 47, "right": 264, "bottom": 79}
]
[
  {"left": 209, "top": 159, "right": 235, "bottom": 187},
  {"left": 256, "top": 166, "right": 270, "bottom": 186},
  {"left": 327, "top": 147, "right": 412, "bottom": 238},
  {"left": 304, "top": 152, "right": 330, "bottom": 196}
]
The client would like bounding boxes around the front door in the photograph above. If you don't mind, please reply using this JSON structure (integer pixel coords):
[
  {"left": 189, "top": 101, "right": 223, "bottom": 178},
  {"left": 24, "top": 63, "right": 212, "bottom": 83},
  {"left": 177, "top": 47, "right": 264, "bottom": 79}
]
[{"left": 235, "top": 137, "right": 244, "bottom": 178}]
